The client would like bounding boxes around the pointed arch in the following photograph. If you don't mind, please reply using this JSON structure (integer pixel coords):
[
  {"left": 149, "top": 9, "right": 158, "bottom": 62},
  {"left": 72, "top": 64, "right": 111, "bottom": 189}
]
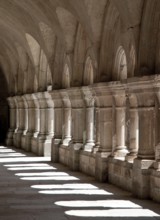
[
  {"left": 113, "top": 46, "right": 127, "bottom": 81},
  {"left": 83, "top": 56, "right": 94, "bottom": 85}
]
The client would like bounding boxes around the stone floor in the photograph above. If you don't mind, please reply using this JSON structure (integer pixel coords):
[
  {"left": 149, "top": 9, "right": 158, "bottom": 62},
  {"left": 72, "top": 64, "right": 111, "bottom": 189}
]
[{"left": 0, "top": 146, "right": 159, "bottom": 220}]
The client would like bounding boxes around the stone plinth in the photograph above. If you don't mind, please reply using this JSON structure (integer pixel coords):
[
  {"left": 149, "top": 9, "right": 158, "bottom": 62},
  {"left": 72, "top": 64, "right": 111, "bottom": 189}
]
[
  {"left": 108, "top": 157, "right": 133, "bottom": 192},
  {"left": 132, "top": 158, "right": 154, "bottom": 199},
  {"left": 79, "top": 151, "right": 95, "bottom": 177},
  {"left": 95, "top": 151, "right": 111, "bottom": 182}
]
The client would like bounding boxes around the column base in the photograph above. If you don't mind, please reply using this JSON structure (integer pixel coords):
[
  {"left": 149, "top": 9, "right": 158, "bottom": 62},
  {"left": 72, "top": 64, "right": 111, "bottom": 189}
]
[
  {"left": 83, "top": 142, "right": 95, "bottom": 152},
  {"left": 125, "top": 152, "right": 137, "bottom": 162},
  {"left": 51, "top": 138, "right": 61, "bottom": 162},
  {"left": 62, "top": 137, "right": 71, "bottom": 146},
  {"left": 113, "top": 146, "right": 128, "bottom": 159},
  {"left": 132, "top": 158, "right": 154, "bottom": 199},
  {"left": 95, "top": 151, "right": 111, "bottom": 182},
  {"left": 92, "top": 145, "right": 100, "bottom": 154}
]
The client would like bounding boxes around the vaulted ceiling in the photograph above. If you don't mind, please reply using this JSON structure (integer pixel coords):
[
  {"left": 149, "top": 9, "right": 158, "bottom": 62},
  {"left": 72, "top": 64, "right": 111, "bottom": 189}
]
[{"left": 0, "top": 0, "right": 159, "bottom": 96}]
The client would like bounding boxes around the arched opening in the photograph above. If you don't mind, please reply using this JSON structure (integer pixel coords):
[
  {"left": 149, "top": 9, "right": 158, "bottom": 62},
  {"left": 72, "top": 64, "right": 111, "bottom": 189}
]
[
  {"left": 62, "top": 63, "right": 70, "bottom": 89},
  {"left": 26, "top": 33, "right": 52, "bottom": 91},
  {"left": 114, "top": 46, "right": 127, "bottom": 80},
  {"left": 130, "top": 46, "right": 136, "bottom": 77},
  {"left": 83, "top": 56, "right": 94, "bottom": 86}
]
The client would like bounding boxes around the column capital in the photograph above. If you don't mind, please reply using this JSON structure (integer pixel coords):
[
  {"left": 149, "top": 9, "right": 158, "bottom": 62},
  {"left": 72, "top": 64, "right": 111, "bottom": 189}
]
[
  {"left": 113, "top": 93, "right": 127, "bottom": 107},
  {"left": 92, "top": 84, "right": 113, "bottom": 108},
  {"left": 25, "top": 94, "right": 35, "bottom": 108},
  {"left": 67, "top": 87, "right": 84, "bottom": 108},
  {"left": 50, "top": 90, "right": 63, "bottom": 108},
  {"left": 82, "top": 87, "right": 95, "bottom": 107},
  {"left": 60, "top": 90, "right": 71, "bottom": 108},
  {"left": 14, "top": 96, "right": 25, "bottom": 108},
  {"left": 7, "top": 97, "right": 16, "bottom": 108},
  {"left": 33, "top": 92, "right": 54, "bottom": 108},
  {"left": 135, "top": 91, "right": 155, "bottom": 108}
]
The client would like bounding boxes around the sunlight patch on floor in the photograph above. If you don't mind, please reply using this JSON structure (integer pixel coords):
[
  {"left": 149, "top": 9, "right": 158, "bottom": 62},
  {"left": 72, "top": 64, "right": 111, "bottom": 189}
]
[
  {"left": 55, "top": 200, "right": 142, "bottom": 208},
  {"left": 65, "top": 209, "right": 160, "bottom": 217},
  {"left": 21, "top": 176, "right": 79, "bottom": 181},
  {"left": 0, "top": 157, "right": 50, "bottom": 163},
  {"left": 39, "top": 189, "right": 112, "bottom": 195},
  {"left": 31, "top": 183, "right": 98, "bottom": 190},
  {"left": 15, "top": 172, "right": 68, "bottom": 177},
  {"left": 4, "top": 163, "right": 53, "bottom": 167},
  {"left": 8, "top": 166, "right": 55, "bottom": 171}
]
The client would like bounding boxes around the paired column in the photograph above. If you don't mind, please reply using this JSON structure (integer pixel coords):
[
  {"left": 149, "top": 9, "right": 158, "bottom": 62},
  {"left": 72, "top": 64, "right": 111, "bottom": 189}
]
[
  {"left": 67, "top": 88, "right": 84, "bottom": 170},
  {"left": 126, "top": 108, "right": 139, "bottom": 161},
  {"left": 132, "top": 92, "right": 156, "bottom": 199},
  {"left": 68, "top": 89, "right": 84, "bottom": 147},
  {"left": 6, "top": 97, "right": 17, "bottom": 146},
  {"left": 25, "top": 94, "right": 35, "bottom": 151},
  {"left": 94, "top": 107, "right": 100, "bottom": 152},
  {"left": 113, "top": 94, "right": 128, "bottom": 158},
  {"left": 51, "top": 91, "right": 63, "bottom": 162},
  {"left": 21, "top": 96, "right": 28, "bottom": 149},
  {"left": 82, "top": 88, "right": 95, "bottom": 152},
  {"left": 93, "top": 88, "right": 113, "bottom": 182},
  {"left": 37, "top": 92, "right": 54, "bottom": 156},
  {"left": 61, "top": 91, "right": 72, "bottom": 146},
  {"left": 14, "top": 96, "right": 25, "bottom": 148},
  {"left": 31, "top": 94, "right": 40, "bottom": 153}
]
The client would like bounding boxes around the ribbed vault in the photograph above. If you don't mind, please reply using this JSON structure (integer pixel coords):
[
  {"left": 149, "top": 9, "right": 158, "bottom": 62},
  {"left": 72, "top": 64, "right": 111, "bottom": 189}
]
[{"left": 0, "top": 0, "right": 150, "bottom": 96}]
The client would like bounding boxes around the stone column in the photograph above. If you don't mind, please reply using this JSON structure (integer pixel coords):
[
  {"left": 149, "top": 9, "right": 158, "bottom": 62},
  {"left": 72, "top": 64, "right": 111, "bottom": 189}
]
[
  {"left": 6, "top": 97, "right": 17, "bottom": 146},
  {"left": 51, "top": 91, "right": 63, "bottom": 163},
  {"left": 14, "top": 96, "right": 25, "bottom": 148},
  {"left": 113, "top": 94, "right": 128, "bottom": 158},
  {"left": 31, "top": 94, "right": 40, "bottom": 154},
  {"left": 25, "top": 94, "right": 35, "bottom": 152},
  {"left": 13, "top": 97, "right": 19, "bottom": 147},
  {"left": 68, "top": 88, "right": 84, "bottom": 171},
  {"left": 132, "top": 91, "right": 155, "bottom": 199},
  {"left": 61, "top": 91, "right": 72, "bottom": 146},
  {"left": 82, "top": 88, "right": 95, "bottom": 152},
  {"left": 126, "top": 108, "right": 139, "bottom": 162},
  {"left": 94, "top": 93, "right": 113, "bottom": 182},
  {"left": 151, "top": 86, "right": 160, "bottom": 202},
  {"left": 37, "top": 92, "right": 54, "bottom": 156},
  {"left": 21, "top": 96, "right": 28, "bottom": 150},
  {"left": 94, "top": 107, "right": 100, "bottom": 152}
]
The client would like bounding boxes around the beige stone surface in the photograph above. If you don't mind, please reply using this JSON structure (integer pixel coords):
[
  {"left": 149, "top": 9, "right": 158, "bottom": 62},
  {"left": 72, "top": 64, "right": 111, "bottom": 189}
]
[
  {"left": 1, "top": 0, "right": 160, "bottom": 204},
  {"left": 0, "top": 146, "right": 159, "bottom": 220}
]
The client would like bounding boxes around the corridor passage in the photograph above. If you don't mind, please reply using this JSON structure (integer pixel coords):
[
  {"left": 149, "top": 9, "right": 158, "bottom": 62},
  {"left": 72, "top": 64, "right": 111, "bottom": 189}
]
[{"left": 0, "top": 146, "right": 159, "bottom": 220}]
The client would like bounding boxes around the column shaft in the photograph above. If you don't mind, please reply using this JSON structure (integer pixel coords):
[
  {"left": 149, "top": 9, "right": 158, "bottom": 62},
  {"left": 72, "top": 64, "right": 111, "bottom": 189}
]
[{"left": 63, "top": 107, "right": 71, "bottom": 145}]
